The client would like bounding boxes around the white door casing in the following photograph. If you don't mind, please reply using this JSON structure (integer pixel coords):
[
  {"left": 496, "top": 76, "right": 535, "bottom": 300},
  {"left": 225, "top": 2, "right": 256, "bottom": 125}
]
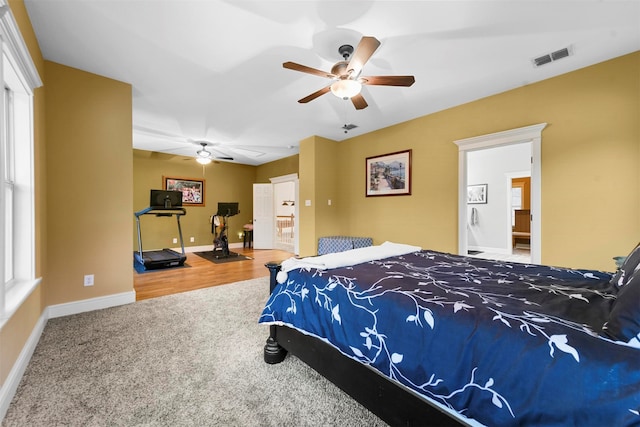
[
  {"left": 454, "top": 123, "right": 546, "bottom": 264},
  {"left": 269, "top": 174, "right": 299, "bottom": 255}
]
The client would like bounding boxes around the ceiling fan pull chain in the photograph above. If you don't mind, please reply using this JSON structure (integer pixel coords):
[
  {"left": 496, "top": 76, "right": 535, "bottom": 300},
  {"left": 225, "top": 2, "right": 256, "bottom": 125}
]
[
  {"left": 343, "top": 100, "right": 350, "bottom": 134},
  {"left": 344, "top": 100, "right": 348, "bottom": 129}
]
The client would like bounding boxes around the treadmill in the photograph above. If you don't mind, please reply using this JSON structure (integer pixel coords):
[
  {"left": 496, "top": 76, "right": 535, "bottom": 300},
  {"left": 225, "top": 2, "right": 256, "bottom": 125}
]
[{"left": 134, "top": 190, "right": 187, "bottom": 270}]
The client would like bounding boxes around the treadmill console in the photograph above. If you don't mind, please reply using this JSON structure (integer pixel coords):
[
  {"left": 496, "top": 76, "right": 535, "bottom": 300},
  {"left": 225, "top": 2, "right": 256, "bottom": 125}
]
[{"left": 150, "top": 190, "right": 183, "bottom": 209}]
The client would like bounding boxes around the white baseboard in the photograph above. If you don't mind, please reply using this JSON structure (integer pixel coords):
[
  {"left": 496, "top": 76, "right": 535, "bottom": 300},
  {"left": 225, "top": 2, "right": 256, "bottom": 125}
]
[
  {"left": 0, "top": 310, "right": 47, "bottom": 421},
  {"left": 48, "top": 291, "right": 136, "bottom": 319},
  {"left": 178, "top": 244, "right": 213, "bottom": 253}
]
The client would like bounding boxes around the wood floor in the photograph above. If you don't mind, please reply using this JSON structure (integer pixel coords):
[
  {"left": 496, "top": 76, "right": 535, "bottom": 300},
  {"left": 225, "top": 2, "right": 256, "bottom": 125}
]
[{"left": 134, "top": 247, "right": 293, "bottom": 301}]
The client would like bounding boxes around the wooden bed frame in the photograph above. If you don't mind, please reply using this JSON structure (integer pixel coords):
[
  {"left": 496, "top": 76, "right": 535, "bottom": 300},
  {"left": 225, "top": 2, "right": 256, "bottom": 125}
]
[{"left": 263, "top": 262, "right": 467, "bottom": 427}]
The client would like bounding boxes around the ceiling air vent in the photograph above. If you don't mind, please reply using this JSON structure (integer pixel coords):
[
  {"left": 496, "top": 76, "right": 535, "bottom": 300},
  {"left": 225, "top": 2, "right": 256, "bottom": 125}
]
[
  {"left": 532, "top": 46, "right": 572, "bottom": 67},
  {"left": 551, "top": 47, "right": 570, "bottom": 61},
  {"left": 533, "top": 55, "right": 552, "bottom": 67}
]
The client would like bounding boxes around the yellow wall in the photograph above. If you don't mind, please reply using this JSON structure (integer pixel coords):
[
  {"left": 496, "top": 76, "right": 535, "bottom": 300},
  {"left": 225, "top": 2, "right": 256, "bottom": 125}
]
[
  {"left": 255, "top": 154, "right": 299, "bottom": 183},
  {"left": 297, "top": 136, "right": 346, "bottom": 256},
  {"left": 131, "top": 152, "right": 299, "bottom": 251},
  {"left": 333, "top": 52, "right": 639, "bottom": 271},
  {"left": 314, "top": 137, "right": 344, "bottom": 241},
  {"left": 298, "top": 136, "right": 316, "bottom": 256},
  {"left": 339, "top": 117, "right": 459, "bottom": 251},
  {"left": 133, "top": 150, "right": 256, "bottom": 249},
  {"left": 45, "top": 61, "right": 133, "bottom": 306},
  {"left": 0, "top": 0, "right": 47, "bottom": 388}
]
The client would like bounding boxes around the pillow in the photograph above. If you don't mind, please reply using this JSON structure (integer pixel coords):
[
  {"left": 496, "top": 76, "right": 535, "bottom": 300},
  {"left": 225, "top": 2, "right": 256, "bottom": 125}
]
[
  {"left": 609, "top": 242, "right": 640, "bottom": 288},
  {"left": 602, "top": 267, "right": 640, "bottom": 345}
]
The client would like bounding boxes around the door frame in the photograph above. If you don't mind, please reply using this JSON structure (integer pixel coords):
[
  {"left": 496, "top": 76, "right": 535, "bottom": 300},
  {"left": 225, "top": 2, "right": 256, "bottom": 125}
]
[
  {"left": 454, "top": 123, "right": 546, "bottom": 264},
  {"left": 505, "top": 170, "right": 531, "bottom": 251},
  {"left": 270, "top": 173, "right": 299, "bottom": 255}
]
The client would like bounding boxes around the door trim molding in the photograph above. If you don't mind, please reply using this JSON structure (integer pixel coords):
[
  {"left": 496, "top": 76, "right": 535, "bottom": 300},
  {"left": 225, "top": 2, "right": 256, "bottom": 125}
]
[
  {"left": 505, "top": 171, "right": 531, "bottom": 251},
  {"left": 268, "top": 173, "right": 299, "bottom": 254},
  {"left": 454, "top": 123, "right": 546, "bottom": 263},
  {"left": 270, "top": 173, "right": 298, "bottom": 184}
]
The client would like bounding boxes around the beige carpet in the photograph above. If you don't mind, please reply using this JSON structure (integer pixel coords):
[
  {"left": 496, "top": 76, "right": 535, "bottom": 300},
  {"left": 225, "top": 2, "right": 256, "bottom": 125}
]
[{"left": 2, "top": 278, "right": 387, "bottom": 426}]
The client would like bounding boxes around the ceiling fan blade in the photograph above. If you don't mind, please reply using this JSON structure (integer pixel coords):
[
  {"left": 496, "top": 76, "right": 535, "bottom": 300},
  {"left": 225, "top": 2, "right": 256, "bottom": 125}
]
[
  {"left": 361, "top": 75, "right": 416, "bottom": 87},
  {"left": 283, "top": 61, "right": 335, "bottom": 79},
  {"left": 209, "top": 147, "right": 234, "bottom": 161},
  {"left": 351, "top": 93, "right": 368, "bottom": 110},
  {"left": 347, "top": 36, "right": 381, "bottom": 77},
  {"left": 298, "top": 85, "right": 331, "bottom": 103}
]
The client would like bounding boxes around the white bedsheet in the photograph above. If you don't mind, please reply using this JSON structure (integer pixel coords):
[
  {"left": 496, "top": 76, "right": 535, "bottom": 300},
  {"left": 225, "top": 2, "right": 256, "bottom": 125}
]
[{"left": 277, "top": 241, "right": 422, "bottom": 283}]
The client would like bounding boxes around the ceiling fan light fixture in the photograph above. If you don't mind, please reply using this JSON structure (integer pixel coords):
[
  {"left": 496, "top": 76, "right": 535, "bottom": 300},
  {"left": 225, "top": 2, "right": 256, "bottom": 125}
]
[
  {"left": 330, "top": 79, "right": 361, "bottom": 99},
  {"left": 196, "top": 142, "right": 213, "bottom": 164},
  {"left": 197, "top": 148, "right": 212, "bottom": 158}
]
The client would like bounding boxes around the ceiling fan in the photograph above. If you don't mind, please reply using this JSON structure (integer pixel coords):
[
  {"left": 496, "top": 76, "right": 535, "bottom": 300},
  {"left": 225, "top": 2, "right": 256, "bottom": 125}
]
[
  {"left": 193, "top": 141, "right": 234, "bottom": 164},
  {"left": 284, "top": 36, "right": 415, "bottom": 110}
]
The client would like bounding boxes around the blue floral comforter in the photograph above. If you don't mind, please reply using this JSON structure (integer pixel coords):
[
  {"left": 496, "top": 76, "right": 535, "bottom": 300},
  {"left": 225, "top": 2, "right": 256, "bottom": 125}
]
[{"left": 259, "top": 250, "right": 640, "bottom": 426}]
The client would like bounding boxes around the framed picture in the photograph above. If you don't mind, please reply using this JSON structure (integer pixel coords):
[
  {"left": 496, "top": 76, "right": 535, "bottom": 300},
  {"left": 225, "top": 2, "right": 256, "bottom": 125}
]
[
  {"left": 163, "top": 176, "right": 205, "bottom": 206},
  {"left": 366, "top": 149, "right": 412, "bottom": 197},
  {"left": 467, "top": 184, "right": 488, "bottom": 204}
]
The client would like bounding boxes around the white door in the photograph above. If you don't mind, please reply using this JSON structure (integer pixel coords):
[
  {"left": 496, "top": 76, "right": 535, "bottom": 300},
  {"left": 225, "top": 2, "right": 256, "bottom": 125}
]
[{"left": 253, "top": 183, "right": 274, "bottom": 249}]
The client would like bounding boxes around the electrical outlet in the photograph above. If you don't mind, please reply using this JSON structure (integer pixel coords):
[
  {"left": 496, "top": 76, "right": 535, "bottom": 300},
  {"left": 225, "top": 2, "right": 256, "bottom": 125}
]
[
  {"left": 84, "top": 274, "right": 94, "bottom": 287},
  {"left": 172, "top": 238, "right": 178, "bottom": 244},
  {"left": 190, "top": 237, "right": 195, "bottom": 242}
]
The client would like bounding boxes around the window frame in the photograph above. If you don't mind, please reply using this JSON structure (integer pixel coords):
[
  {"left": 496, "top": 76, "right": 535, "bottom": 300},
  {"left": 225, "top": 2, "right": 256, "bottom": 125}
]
[
  {"left": 3, "top": 85, "right": 14, "bottom": 286},
  {"left": 0, "top": 2, "right": 43, "bottom": 327}
]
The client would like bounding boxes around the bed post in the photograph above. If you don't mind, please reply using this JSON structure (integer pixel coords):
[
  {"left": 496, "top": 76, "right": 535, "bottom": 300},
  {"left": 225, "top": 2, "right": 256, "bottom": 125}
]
[{"left": 263, "top": 261, "right": 287, "bottom": 364}]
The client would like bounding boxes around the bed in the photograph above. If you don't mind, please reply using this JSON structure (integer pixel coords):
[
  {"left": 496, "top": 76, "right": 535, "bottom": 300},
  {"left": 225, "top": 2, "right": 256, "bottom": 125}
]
[{"left": 259, "top": 242, "right": 640, "bottom": 426}]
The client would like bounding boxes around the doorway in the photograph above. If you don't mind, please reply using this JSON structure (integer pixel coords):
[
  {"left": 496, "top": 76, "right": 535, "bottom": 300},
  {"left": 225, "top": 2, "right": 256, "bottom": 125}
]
[
  {"left": 466, "top": 144, "right": 530, "bottom": 260},
  {"left": 252, "top": 173, "right": 299, "bottom": 255},
  {"left": 455, "top": 124, "right": 546, "bottom": 264},
  {"left": 273, "top": 180, "right": 296, "bottom": 253},
  {"left": 510, "top": 175, "right": 531, "bottom": 250}
]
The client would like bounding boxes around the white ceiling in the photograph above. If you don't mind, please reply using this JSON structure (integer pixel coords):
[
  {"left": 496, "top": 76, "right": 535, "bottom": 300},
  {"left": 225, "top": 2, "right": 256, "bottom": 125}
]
[{"left": 24, "top": 1, "right": 640, "bottom": 166}]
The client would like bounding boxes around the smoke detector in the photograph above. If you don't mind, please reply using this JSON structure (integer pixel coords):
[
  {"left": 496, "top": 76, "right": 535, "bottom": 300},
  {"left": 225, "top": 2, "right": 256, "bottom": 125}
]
[{"left": 342, "top": 123, "right": 358, "bottom": 134}]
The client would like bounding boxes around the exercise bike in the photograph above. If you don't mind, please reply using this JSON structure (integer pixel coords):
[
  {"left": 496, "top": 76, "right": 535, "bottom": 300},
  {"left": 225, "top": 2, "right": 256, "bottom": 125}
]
[
  {"left": 212, "top": 215, "right": 232, "bottom": 258},
  {"left": 211, "top": 202, "right": 239, "bottom": 259}
]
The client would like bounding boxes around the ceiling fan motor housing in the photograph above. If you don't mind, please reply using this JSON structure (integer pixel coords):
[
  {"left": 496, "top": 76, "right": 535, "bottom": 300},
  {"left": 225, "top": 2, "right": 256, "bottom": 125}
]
[
  {"left": 331, "top": 61, "right": 349, "bottom": 76},
  {"left": 338, "top": 44, "right": 354, "bottom": 60}
]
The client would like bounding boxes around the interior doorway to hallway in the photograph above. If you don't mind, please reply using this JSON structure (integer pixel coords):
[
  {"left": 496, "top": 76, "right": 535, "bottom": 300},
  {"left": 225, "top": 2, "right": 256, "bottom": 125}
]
[
  {"left": 466, "top": 143, "right": 531, "bottom": 263},
  {"left": 273, "top": 180, "right": 296, "bottom": 253},
  {"left": 454, "top": 123, "right": 546, "bottom": 264},
  {"left": 252, "top": 173, "right": 299, "bottom": 255}
]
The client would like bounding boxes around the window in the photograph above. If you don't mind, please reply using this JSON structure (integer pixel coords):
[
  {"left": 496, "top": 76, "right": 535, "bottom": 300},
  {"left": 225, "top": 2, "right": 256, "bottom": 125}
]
[
  {"left": 3, "top": 86, "right": 14, "bottom": 285},
  {"left": 0, "top": 5, "right": 43, "bottom": 327}
]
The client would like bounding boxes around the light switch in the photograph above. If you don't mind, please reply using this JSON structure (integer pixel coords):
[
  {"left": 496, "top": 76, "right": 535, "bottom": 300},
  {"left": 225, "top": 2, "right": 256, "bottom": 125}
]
[{"left": 305, "top": 200, "right": 311, "bottom": 206}]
